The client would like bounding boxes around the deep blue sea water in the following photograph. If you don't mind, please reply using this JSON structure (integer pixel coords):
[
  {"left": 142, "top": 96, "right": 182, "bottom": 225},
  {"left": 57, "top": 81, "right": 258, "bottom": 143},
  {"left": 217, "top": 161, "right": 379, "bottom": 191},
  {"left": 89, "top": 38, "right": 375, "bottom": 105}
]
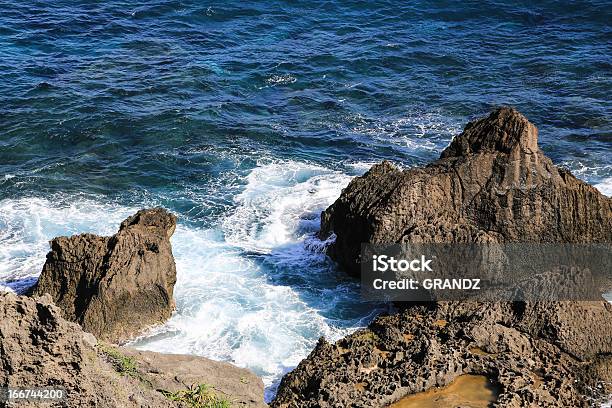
[{"left": 1, "top": 0, "right": 610, "bottom": 399}]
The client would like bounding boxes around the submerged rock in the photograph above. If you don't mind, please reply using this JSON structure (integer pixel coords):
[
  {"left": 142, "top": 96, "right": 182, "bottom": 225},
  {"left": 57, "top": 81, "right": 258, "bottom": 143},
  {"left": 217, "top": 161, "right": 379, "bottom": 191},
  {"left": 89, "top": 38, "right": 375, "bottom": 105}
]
[
  {"left": 321, "top": 107, "right": 611, "bottom": 277},
  {"left": 0, "top": 292, "right": 267, "bottom": 408},
  {"left": 33, "top": 208, "right": 178, "bottom": 343},
  {"left": 273, "top": 108, "right": 612, "bottom": 407}
]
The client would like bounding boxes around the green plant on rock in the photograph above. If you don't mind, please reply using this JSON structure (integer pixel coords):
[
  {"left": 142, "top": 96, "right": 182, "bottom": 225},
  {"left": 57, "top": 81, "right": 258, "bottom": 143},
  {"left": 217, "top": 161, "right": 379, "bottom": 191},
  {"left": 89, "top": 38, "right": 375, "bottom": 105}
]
[
  {"left": 355, "top": 330, "right": 379, "bottom": 343},
  {"left": 161, "top": 383, "right": 231, "bottom": 408},
  {"left": 98, "top": 344, "right": 140, "bottom": 379}
]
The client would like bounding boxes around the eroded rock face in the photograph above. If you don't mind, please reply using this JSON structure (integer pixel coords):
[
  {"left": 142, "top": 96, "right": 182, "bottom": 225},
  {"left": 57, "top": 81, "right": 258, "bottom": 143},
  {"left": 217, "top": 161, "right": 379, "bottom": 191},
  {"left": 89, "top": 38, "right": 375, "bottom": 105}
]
[
  {"left": 321, "top": 107, "right": 612, "bottom": 276},
  {"left": 272, "top": 301, "right": 612, "bottom": 408},
  {"left": 272, "top": 108, "right": 612, "bottom": 407},
  {"left": 33, "top": 208, "right": 178, "bottom": 343},
  {"left": 0, "top": 292, "right": 267, "bottom": 408}
]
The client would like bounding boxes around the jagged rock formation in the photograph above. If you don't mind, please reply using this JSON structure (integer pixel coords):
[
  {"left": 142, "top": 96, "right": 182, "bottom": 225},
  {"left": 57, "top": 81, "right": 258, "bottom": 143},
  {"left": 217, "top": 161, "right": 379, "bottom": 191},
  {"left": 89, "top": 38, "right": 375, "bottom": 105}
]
[
  {"left": 0, "top": 292, "right": 267, "bottom": 408},
  {"left": 33, "top": 208, "right": 178, "bottom": 343},
  {"left": 321, "top": 107, "right": 612, "bottom": 277},
  {"left": 272, "top": 108, "right": 612, "bottom": 407}
]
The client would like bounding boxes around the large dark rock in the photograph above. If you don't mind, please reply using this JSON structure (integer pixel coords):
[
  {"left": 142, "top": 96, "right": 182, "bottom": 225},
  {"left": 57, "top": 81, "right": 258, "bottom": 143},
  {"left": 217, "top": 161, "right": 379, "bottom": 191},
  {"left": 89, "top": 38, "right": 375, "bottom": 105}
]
[
  {"left": 273, "top": 108, "right": 612, "bottom": 407},
  {"left": 0, "top": 292, "right": 267, "bottom": 408},
  {"left": 321, "top": 107, "right": 612, "bottom": 277},
  {"left": 33, "top": 208, "right": 178, "bottom": 343}
]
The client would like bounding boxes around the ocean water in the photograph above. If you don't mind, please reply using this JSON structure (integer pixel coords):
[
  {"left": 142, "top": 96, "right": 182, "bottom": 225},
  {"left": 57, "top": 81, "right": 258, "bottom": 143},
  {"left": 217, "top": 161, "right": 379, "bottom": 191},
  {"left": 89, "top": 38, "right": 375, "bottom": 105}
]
[{"left": 0, "top": 0, "right": 610, "bottom": 400}]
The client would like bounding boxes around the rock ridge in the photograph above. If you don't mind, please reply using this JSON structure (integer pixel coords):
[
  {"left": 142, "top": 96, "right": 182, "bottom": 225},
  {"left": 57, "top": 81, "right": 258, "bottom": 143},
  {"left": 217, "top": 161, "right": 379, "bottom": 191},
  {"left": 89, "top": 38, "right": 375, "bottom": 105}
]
[{"left": 441, "top": 107, "right": 538, "bottom": 157}]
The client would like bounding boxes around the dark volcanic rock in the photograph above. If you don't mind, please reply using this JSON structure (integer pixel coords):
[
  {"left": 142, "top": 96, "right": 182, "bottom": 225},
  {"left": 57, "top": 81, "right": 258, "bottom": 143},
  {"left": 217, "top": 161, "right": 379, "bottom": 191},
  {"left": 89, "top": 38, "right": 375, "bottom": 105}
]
[
  {"left": 33, "top": 208, "right": 178, "bottom": 343},
  {"left": 0, "top": 292, "right": 267, "bottom": 408},
  {"left": 321, "top": 107, "right": 612, "bottom": 276},
  {"left": 272, "top": 108, "right": 612, "bottom": 407}
]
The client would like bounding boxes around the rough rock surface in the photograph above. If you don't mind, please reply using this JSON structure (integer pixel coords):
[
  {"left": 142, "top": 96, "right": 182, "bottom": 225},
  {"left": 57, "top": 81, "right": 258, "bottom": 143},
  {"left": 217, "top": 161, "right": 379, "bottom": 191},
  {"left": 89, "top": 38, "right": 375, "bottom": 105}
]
[
  {"left": 272, "top": 301, "right": 612, "bottom": 407},
  {"left": 33, "top": 208, "right": 178, "bottom": 344},
  {"left": 272, "top": 108, "right": 612, "bottom": 407},
  {"left": 0, "top": 292, "right": 267, "bottom": 408},
  {"left": 321, "top": 107, "right": 612, "bottom": 277}
]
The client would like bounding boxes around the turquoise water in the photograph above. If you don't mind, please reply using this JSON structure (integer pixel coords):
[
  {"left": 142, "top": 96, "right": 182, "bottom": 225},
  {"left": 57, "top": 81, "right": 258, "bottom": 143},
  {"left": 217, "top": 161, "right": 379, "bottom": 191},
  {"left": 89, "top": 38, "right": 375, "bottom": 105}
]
[{"left": 0, "top": 0, "right": 610, "bottom": 399}]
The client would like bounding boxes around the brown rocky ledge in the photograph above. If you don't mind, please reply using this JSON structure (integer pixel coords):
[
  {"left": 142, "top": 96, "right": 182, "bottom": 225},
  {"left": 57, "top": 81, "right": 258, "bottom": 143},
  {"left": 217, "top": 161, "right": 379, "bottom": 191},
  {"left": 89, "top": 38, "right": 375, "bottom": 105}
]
[
  {"left": 271, "top": 108, "right": 612, "bottom": 407},
  {"left": 0, "top": 292, "right": 267, "bottom": 408},
  {"left": 33, "top": 208, "right": 178, "bottom": 344}
]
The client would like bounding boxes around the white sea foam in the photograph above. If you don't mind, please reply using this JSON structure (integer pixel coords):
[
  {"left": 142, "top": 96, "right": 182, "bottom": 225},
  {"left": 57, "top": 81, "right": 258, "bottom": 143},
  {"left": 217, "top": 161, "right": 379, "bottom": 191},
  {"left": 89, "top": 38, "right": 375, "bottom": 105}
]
[
  {"left": 222, "top": 160, "right": 352, "bottom": 253},
  {"left": 345, "top": 161, "right": 379, "bottom": 175},
  {"left": 134, "top": 224, "right": 356, "bottom": 394},
  {"left": 595, "top": 177, "right": 612, "bottom": 197},
  {"left": 137, "top": 273, "right": 359, "bottom": 400},
  {"left": 265, "top": 74, "right": 297, "bottom": 86},
  {"left": 346, "top": 110, "right": 461, "bottom": 153},
  {"left": 132, "top": 160, "right": 377, "bottom": 400},
  {"left": 559, "top": 161, "right": 612, "bottom": 197}
]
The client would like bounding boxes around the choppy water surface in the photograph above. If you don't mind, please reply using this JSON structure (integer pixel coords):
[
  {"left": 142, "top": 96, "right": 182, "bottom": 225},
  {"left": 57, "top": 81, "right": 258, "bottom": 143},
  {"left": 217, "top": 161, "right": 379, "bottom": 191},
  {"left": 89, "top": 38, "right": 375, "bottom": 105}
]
[{"left": 1, "top": 0, "right": 610, "bottom": 399}]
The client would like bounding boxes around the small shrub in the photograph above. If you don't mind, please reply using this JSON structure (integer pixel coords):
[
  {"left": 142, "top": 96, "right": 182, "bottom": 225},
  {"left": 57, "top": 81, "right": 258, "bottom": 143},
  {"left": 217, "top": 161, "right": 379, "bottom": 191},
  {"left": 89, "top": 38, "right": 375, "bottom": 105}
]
[{"left": 161, "top": 383, "right": 231, "bottom": 408}]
